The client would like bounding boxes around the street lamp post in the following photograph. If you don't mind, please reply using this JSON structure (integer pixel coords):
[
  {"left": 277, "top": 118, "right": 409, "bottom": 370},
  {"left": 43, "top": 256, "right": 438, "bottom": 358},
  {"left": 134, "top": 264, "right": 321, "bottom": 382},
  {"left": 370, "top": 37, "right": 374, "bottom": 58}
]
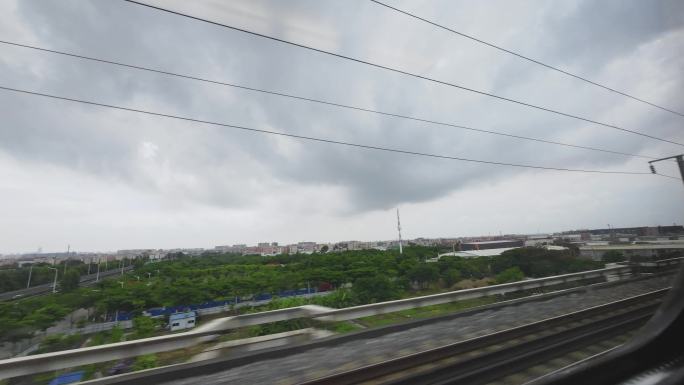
[
  {"left": 607, "top": 224, "right": 613, "bottom": 240},
  {"left": 96, "top": 258, "right": 101, "bottom": 282},
  {"left": 26, "top": 264, "right": 33, "bottom": 289},
  {"left": 47, "top": 267, "right": 58, "bottom": 293},
  {"left": 649, "top": 154, "right": 684, "bottom": 186},
  {"left": 63, "top": 245, "right": 70, "bottom": 276}
]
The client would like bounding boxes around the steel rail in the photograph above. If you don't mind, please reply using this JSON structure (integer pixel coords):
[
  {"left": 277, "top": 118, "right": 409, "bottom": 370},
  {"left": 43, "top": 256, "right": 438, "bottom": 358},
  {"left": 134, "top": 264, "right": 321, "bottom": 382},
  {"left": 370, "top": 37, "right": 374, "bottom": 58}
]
[{"left": 300, "top": 288, "right": 667, "bottom": 385}]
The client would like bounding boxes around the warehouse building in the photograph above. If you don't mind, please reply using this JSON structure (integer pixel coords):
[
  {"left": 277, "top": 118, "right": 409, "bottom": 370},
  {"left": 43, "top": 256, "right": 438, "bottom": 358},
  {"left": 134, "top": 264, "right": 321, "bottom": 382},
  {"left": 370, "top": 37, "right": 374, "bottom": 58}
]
[{"left": 579, "top": 244, "right": 684, "bottom": 261}]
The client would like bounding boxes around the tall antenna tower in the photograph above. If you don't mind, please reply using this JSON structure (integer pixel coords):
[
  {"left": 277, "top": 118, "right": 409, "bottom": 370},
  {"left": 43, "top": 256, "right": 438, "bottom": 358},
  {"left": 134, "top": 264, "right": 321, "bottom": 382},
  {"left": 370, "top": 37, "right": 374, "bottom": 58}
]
[{"left": 397, "top": 208, "right": 403, "bottom": 254}]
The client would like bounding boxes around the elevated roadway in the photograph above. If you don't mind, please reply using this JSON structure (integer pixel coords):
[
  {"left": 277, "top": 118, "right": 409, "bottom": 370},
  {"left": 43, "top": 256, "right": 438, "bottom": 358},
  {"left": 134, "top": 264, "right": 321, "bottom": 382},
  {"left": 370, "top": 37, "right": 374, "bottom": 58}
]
[{"left": 0, "top": 266, "right": 134, "bottom": 301}]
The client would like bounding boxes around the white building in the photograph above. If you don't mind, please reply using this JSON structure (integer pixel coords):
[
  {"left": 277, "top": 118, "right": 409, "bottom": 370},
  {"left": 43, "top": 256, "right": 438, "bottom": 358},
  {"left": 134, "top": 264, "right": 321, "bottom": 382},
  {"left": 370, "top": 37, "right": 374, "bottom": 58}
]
[
  {"left": 298, "top": 242, "right": 316, "bottom": 254},
  {"left": 436, "top": 247, "right": 520, "bottom": 259},
  {"left": 169, "top": 311, "right": 196, "bottom": 331}
]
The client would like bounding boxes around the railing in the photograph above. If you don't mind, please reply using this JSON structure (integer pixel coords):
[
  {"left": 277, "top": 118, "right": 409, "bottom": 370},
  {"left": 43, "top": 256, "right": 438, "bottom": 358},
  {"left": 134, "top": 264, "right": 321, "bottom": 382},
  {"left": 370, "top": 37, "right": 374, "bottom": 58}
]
[
  {"left": 637, "top": 256, "right": 684, "bottom": 268},
  {"left": 0, "top": 265, "right": 637, "bottom": 380}
]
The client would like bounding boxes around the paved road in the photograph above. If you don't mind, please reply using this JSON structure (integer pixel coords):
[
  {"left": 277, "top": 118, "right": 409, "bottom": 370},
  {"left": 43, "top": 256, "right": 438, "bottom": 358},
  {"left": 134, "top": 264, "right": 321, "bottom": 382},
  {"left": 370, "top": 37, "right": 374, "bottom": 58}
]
[
  {"left": 165, "top": 275, "right": 675, "bottom": 385},
  {"left": 0, "top": 266, "right": 134, "bottom": 301}
]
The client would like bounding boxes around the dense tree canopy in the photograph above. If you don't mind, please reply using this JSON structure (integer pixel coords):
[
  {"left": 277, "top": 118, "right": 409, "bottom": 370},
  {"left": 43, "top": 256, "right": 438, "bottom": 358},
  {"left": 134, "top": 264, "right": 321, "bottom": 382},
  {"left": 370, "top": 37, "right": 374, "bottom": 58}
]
[
  {"left": 0, "top": 246, "right": 604, "bottom": 343},
  {"left": 60, "top": 269, "right": 81, "bottom": 292}
]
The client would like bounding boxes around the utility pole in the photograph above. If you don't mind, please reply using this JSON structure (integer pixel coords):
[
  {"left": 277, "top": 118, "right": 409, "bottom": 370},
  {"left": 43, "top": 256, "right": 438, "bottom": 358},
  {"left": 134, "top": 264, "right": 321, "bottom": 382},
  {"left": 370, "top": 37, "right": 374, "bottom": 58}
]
[
  {"left": 397, "top": 208, "right": 403, "bottom": 255},
  {"left": 26, "top": 264, "right": 33, "bottom": 289},
  {"left": 87, "top": 257, "right": 92, "bottom": 275},
  {"left": 48, "top": 267, "right": 58, "bottom": 293},
  {"left": 119, "top": 260, "right": 124, "bottom": 276},
  {"left": 96, "top": 258, "right": 101, "bottom": 282},
  {"left": 649, "top": 155, "right": 684, "bottom": 186},
  {"left": 63, "top": 244, "right": 70, "bottom": 276}
]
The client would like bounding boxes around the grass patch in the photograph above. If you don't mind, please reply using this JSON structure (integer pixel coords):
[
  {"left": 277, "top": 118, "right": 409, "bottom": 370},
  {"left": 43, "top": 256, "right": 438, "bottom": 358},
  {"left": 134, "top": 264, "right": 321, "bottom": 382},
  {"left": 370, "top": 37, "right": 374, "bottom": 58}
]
[{"left": 323, "top": 321, "right": 363, "bottom": 334}]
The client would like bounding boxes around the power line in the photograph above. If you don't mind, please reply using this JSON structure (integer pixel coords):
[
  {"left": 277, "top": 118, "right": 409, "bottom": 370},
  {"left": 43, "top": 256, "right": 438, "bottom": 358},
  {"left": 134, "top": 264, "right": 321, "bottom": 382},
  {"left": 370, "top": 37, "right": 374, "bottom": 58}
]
[
  {"left": 369, "top": 0, "right": 684, "bottom": 118},
  {"left": 656, "top": 173, "right": 681, "bottom": 180},
  {"left": 122, "top": 0, "right": 684, "bottom": 148},
  {"left": 0, "top": 40, "right": 656, "bottom": 160},
  {"left": 0, "top": 85, "right": 658, "bottom": 176}
]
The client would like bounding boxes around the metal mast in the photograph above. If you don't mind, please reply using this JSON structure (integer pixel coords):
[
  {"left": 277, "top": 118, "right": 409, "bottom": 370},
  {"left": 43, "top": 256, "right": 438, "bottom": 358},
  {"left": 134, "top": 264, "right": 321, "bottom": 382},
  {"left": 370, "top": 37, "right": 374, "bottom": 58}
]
[{"left": 397, "top": 208, "right": 403, "bottom": 254}]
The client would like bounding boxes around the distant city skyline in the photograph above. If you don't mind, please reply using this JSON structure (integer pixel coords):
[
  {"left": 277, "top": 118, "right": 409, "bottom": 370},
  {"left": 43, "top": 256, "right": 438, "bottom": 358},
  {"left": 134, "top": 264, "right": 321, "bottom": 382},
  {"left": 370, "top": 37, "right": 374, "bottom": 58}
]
[{"left": 2, "top": 222, "right": 680, "bottom": 256}]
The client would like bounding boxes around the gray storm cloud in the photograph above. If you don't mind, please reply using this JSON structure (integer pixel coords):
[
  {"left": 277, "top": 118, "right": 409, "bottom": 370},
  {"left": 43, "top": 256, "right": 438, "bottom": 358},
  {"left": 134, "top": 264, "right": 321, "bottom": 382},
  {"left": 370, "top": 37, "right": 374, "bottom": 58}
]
[{"left": 1, "top": 0, "right": 683, "bottom": 216}]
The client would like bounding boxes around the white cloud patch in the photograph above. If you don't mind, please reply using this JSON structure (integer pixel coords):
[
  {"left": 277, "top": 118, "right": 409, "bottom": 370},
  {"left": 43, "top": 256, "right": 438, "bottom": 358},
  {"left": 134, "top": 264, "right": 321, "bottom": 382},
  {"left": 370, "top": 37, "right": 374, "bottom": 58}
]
[{"left": 138, "top": 141, "right": 159, "bottom": 160}]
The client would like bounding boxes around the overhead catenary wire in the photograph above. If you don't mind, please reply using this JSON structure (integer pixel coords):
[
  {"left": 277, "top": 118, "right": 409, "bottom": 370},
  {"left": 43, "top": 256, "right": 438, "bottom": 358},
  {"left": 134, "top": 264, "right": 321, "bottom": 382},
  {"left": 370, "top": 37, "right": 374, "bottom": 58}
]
[
  {"left": 0, "top": 40, "right": 656, "bottom": 160},
  {"left": 0, "top": 85, "right": 667, "bottom": 177},
  {"left": 369, "top": 0, "right": 684, "bottom": 118},
  {"left": 122, "top": 0, "right": 684, "bottom": 148},
  {"left": 656, "top": 173, "right": 682, "bottom": 180}
]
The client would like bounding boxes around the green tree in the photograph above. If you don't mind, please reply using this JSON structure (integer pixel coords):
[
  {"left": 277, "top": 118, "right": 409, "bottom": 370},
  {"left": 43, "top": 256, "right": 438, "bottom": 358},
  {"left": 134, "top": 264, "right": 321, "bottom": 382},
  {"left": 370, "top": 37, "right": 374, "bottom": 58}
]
[
  {"left": 109, "top": 325, "right": 124, "bottom": 343},
  {"left": 441, "top": 269, "right": 462, "bottom": 288},
  {"left": 133, "top": 354, "right": 157, "bottom": 371},
  {"left": 602, "top": 250, "right": 626, "bottom": 263},
  {"left": 22, "top": 303, "right": 69, "bottom": 331},
  {"left": 60, "top": 269, "right": 81, "bottom": 292},
  {"left": 314, "top": 289, "right": 358, "bottom": 308},
  {"left": 495, "top": 267, "right": 525, "bottom": 284},
  {"left": 407, "top": 264, "right": 439, "bottom": 289},
  {"left": 33, "top": 333, "right": 82, "bottom": 354},
  {"left": 352, "top": 275, "right": 399, "bottom": 304},
  {"left": 132, "top": 316, "right": 157, "bottom": 339}
]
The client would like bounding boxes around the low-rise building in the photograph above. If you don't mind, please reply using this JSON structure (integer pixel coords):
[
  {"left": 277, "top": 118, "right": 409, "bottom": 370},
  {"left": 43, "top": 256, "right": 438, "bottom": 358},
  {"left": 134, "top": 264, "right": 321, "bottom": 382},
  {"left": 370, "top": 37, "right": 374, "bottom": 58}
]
[
  {"left": 461, "top": 239, "right": 523, "bottom": 251},
  {"left": 169, "top": 311, "right": 196, "bottom": 331},
  {"left": 437, "top": 247, "right": 519, "bottom": 259},
  {"left": 524, "top": 237, "right": 554, "bottom": 247},
  {"left": 579, "top": 244, "right": 684, "bottom": 261},
  {"left": 298, "top": 242, "right": 316, "bottom": 254}
]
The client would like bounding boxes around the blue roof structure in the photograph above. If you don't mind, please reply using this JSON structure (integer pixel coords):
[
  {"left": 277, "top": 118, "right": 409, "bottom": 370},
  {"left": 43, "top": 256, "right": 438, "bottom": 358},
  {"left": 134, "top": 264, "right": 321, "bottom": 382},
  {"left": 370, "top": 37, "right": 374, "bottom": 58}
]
[
  {"left": 48, "top": 371, "right": 85, "bottom": 385},
  {"left": 169, "top": 311, "right": 196, "bottom": 321}
]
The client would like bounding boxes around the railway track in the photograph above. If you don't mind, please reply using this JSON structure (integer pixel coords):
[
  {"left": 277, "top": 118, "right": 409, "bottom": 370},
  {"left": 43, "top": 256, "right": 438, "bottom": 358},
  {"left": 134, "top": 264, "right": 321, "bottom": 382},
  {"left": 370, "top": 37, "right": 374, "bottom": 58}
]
[{"left": 300, "top": 288, "right": 668, "bottom": 385}]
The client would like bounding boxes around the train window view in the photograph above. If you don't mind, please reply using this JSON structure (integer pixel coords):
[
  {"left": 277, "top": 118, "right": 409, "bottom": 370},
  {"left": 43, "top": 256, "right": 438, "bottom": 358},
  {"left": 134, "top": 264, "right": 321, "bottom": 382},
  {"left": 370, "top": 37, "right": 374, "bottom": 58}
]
[{"left": 1, "top": 1, "right": 684, "bottom": 384}]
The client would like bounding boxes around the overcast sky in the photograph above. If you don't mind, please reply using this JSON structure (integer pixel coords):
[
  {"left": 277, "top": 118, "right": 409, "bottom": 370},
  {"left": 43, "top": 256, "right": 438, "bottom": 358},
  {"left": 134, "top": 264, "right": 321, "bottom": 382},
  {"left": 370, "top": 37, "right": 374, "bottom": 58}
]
[{"left": 1, "top": 0, "right": 683, "bottom": 254}]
